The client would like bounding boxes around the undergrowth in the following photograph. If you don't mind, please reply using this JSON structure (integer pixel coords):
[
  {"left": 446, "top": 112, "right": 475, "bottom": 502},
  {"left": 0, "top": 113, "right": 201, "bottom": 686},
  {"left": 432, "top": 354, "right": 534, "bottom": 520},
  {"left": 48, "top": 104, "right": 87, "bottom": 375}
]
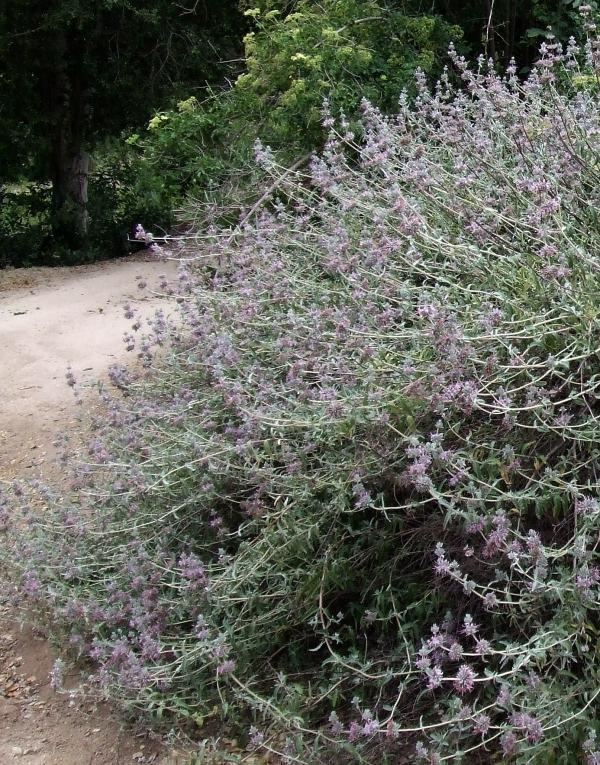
[{"left": 4, "top": 16, "right": 600, "bottom": 764}]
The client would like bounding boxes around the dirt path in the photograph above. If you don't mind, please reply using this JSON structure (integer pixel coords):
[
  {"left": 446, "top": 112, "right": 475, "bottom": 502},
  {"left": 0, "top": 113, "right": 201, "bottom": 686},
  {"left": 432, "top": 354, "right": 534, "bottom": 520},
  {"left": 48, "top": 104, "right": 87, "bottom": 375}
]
[
  {"left": 0, "top": 256, "right": 189, "bottom": 765},
  {"left": 0, "top": 256, "right": 179, "bottom": 481}
]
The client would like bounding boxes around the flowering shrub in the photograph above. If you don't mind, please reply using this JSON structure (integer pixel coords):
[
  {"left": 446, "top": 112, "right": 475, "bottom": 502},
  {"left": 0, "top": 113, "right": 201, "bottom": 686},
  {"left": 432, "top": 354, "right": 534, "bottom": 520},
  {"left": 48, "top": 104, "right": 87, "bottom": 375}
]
[{"left": 6, "top": 23, "right": 600, "bottom": 764}]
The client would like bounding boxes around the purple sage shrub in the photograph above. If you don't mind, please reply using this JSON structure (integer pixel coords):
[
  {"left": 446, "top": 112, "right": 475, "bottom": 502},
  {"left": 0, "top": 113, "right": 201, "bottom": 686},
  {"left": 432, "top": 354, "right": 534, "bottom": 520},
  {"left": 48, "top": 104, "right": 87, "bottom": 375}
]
[{"left": 6, "top": 23, "right": 600, "bottom": 764}]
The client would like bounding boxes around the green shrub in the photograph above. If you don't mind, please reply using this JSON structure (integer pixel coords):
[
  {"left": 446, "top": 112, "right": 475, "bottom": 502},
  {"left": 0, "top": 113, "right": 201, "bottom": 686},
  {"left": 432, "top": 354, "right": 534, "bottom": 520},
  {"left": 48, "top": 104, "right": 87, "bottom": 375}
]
[
  {"left": 236, "top": 0, "right": 461, "bottom": 149},
  {"left": 126, "top": 1, "right": 461, "bottom": 230},
  {"left": 123, "top": 94, "right": 257, "bottom": 225},
  {"left": 0, "top": 143, "right": 180, "bottom": 269},
  {"left": 87, "top": 138, "right": 178, "bottom": 253},
  {"left": 0, "top": 184, "right": 53, "bottom": 267}
]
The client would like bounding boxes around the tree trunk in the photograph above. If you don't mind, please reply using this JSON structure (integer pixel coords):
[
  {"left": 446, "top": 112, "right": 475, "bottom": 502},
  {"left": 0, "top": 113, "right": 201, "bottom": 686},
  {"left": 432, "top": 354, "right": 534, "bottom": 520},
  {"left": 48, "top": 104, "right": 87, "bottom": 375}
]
[
  {"left": 67, "top": 149, "right": 90, "bottom": 238},
  {"left": 49, "top": 27, "right": 89, "bottom": 248},
  {"left": 51, "top": 128, "right": 90, "bottom": 248}
]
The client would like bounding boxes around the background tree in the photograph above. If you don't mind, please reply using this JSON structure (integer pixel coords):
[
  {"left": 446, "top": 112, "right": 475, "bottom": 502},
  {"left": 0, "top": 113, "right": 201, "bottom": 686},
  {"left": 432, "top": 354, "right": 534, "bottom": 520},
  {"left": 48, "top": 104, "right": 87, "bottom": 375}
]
[{"left": 0, "top": 0, "right": 244, "bottom": 249}]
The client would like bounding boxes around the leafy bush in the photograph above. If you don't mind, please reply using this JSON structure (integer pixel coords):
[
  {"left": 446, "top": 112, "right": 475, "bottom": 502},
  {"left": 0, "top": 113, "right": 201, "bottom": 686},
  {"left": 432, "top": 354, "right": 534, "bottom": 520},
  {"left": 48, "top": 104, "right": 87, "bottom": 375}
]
[
  {"left": 0, "top": 184, "right": 53, "bottom": 267},
  {"left": 0, "top": 184, "right": 102, "bottom": 268},
  {"left": 122, "top": 95, "right": 258, "bottom": 227},
  {"left": 0, "top": 144, "right": 176, "bottom": 268},
  {"left": 126, "top": 1, "right": 461, "bottom": 228},
  {"left": 86, "top": 138, "right": 178, "bottom": 254},
  {"left": 236, "top": 0, "right": 461, "bottom": 149},
  {"left": 7, "top": 23, "right": 600, "bottom": 764}
]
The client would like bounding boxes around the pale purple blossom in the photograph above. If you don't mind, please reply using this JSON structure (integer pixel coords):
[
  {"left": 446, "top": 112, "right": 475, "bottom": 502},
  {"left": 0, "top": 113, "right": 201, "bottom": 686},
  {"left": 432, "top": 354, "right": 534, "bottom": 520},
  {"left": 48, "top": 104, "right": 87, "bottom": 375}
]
[{"left": 453, "top": 664, "right": 476, "bottom": 695}]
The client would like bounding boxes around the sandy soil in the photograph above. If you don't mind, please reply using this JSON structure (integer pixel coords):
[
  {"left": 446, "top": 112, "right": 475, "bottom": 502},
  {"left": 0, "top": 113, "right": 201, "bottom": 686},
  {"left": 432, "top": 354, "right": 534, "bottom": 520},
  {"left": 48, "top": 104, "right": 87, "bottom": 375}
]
[
  {"left": 0, "top": 256, "right": 178, "bottom": 481},
  {"left": 0, "top": 256, "right": 190, "bottom": 765}
]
